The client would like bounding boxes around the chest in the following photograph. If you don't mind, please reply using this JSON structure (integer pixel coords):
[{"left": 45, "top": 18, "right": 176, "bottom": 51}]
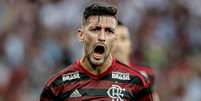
[{"left": 58, "top": 73, "right": 139, "bottom": 101}]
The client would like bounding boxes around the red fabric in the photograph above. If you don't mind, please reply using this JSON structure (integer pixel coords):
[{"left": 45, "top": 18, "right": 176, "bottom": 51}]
[{"left": 40, "top": 59, "right": 153, "bottom": 101}]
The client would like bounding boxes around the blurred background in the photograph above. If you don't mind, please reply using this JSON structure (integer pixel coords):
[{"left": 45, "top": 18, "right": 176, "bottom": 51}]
[{"left": 0, "top": 0, "right": 201, "bottom": 101}]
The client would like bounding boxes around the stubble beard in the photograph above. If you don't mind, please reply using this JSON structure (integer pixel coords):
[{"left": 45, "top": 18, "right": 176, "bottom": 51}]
[
  {"left": 88, "top": 52, "right": 105, "bottom": 68},
  {"left": 88, "top": 50, "right": 111, "bottom": 69}
]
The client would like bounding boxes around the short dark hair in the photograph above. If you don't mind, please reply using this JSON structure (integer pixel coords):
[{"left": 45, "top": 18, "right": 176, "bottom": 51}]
[{"left": 82, "top": 2, "right": 117, "bottom": 25}]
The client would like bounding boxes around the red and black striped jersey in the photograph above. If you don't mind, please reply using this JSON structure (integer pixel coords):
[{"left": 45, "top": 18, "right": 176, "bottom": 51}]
[
  {"left": 130, "top": 63, "right": 155, "bottom": 87},
  {"left": 40, "top": 59, "right": 153, "bottom": 101}
]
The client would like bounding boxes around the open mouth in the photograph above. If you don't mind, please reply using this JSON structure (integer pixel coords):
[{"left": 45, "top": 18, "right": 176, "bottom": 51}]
[
  {"left": 93, "top": 45, "right": 105, "bottom": 59},
  {"left": 94, "top": 45, "right": 105, "bottom": 54}
]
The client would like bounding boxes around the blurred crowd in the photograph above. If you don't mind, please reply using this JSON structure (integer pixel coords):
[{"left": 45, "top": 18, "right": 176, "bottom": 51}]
[{"left": 0, "top": 0, "right": 201, "bottom": 101}]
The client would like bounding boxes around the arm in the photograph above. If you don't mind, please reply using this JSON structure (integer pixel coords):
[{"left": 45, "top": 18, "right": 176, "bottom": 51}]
[{"left": 40, "top": 85, "right": 56, "bottom": 101}]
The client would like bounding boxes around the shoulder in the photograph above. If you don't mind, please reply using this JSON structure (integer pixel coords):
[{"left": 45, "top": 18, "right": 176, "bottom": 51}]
[
  {"left": 115, "top": 60, "right": 150, "bottom": 88},
  {"left": 45, "top": 62, "right": 78, "bottom": 87},
  {"left": 41, "top": 61, "right": 82, "bottom": 96},
  {"left": 131, "top": 63, "right": 155, "bottom": 86},
  {"left": 131, "top": 63, "right": 154, "bottom": 73}
]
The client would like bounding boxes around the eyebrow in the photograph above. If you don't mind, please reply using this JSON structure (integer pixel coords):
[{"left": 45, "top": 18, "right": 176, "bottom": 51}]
[
  {"left": 89, "top": 26, "right": 115, "bottom": 31},
  {"left": 88, "top": 26, "right": 101, "bottom": 29}
]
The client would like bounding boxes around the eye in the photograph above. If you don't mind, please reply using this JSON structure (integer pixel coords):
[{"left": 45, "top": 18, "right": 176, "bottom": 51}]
[{"left": 106, "top": 28, "right": 114, "bottom": 34}]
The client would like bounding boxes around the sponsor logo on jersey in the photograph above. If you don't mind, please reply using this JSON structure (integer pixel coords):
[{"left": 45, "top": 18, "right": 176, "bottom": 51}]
[
  {"left": 69, "top": 89, "right": 82, "bottom": 97},
  {"left": 112, "top": 72, "right": 130, "bottom": 80},
  {"left": 107, "top": 85, "right": 125, "bottom": 101},
  {"left": 62, "top": 71, "right": 80, "bottom": 81}
]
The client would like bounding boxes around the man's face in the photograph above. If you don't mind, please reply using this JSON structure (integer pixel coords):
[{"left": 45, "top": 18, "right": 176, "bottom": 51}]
[
  {"left": 113, "top": 26, "right": 131, "bottom": 61},
  {"left": 80, "top": 16, "right": 117, "bottom": 66}
]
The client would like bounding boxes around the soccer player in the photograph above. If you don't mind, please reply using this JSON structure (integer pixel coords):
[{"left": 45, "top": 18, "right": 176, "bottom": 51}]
[
  {"left": 40, "top": 3, "right": 153, "bottom": 101},
  {"left": 112, "top": 21, "right": 160, "bottom": 101},
  {"left": 112, "top": 21, "right": 155, "bottom": 86}
]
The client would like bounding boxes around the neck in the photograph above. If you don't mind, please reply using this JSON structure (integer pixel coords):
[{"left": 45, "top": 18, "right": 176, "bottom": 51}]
[{"left": 80, "top": 55, "right": 113, "bottom": 76}]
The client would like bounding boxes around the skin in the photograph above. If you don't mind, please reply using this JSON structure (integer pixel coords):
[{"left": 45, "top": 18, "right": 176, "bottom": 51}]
[
  {"left": 78, "top": 16, "right": 117, "bottom": 75},
  {"left": 112, "top": 25, "right": 131, "bottom": 65}
]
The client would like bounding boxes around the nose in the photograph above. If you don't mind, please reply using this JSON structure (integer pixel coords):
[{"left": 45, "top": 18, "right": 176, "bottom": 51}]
[{"left": 98, "top": 30, "right": 106, "bottom": 42}]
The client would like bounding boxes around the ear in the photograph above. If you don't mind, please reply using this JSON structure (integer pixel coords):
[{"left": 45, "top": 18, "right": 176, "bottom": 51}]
[{"left": 77, "top": 28, "right": 84, "bottom": 42}]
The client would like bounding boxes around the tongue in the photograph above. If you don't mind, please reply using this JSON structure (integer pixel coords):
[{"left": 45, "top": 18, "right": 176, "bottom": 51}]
[{"left": 93, "top": 53, "right": 102, "bottom": 60}]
